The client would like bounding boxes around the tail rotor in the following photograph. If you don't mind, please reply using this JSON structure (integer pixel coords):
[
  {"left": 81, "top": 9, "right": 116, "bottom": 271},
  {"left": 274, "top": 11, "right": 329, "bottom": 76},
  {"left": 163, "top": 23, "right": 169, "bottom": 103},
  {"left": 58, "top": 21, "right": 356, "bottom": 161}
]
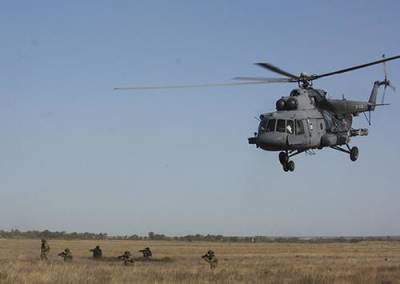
[{"left": 381, "top": 54, "right": 396, "bottom": 104}]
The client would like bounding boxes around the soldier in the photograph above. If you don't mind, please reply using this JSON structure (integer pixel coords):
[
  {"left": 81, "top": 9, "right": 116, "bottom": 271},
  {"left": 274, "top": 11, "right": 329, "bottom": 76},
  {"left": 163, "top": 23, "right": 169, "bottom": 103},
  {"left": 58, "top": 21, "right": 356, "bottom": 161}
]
[
  {"left": 89, "top": 245, "right": 103, "bottom": 259},
  {"left": 139, "top": 247, "right": 152, "bottom": 260},
  {"left": 118, "top": 251, "right": 134, "bottom": 265},
  {"left": 202, "top": 250, "right": 218, "bottom": 269},
  {"left": 58, "top": 248, "right": 73, "bottom": 262},
  {"left": 40, "top": 239, "right": 50, "bottom": 261}
]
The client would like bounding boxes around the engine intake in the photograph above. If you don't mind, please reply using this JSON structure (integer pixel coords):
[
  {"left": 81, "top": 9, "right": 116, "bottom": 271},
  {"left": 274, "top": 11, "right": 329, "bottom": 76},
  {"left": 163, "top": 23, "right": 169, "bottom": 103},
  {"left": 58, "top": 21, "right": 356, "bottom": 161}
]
[
  {"left": 276, "top": 98, "right": 297, "bottom": 111},
  {"left": 286, "top": 97, "right": 298, "bottom": 110},
  {"left": 276, "top": 99, "right": 286, "bottom": 111}
]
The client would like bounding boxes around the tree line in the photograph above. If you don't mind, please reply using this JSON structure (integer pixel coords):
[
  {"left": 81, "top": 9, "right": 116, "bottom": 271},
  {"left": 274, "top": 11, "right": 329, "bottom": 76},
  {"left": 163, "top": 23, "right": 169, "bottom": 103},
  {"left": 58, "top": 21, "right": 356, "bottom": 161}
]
[{"left": 1, "top": 229, "right": 399, "bottom": 243}]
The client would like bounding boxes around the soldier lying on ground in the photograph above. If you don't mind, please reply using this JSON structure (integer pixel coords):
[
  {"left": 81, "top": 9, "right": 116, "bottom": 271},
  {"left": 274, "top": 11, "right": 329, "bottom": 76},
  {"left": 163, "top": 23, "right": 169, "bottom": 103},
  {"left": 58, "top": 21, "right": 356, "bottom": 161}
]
[
  {"left": 89, "top": 245, "right": 103, "bottom": 259},
  {"left": 58, "top": 248, "right": 73, "bottom": 262},
  {"left": 139, "top": 247, "right": 152, "bottom": 260},
  {"left": 40, "top": 239, "right": 50, "bottom": 261},
  {"left": 202, "top": 250, "right": 218, "bottom": 269},
  {"left": 118, "top": 251, "right": 134, "bottom": 265}
]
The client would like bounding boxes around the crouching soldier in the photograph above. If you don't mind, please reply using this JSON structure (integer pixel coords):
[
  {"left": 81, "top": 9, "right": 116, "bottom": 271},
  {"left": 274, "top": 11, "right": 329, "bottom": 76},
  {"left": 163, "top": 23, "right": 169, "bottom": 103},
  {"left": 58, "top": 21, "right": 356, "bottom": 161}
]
[
  {"left": 58, "top": 248, "right": 73, "bottom": 262},
  {"left": 40, "top": 239, "right": 50, "bottom": 261},
  {"left": 90, "top": 245, "right": 103, "bottom": 259},
  {"left": 202, "top": 250, "right": 218, "bottom": 269},
  {"left": 139, "top": 247, "right": 152, "bottom": 260},
  {"left": 118, "top": 251, "right": 134, "bottom": 265}
]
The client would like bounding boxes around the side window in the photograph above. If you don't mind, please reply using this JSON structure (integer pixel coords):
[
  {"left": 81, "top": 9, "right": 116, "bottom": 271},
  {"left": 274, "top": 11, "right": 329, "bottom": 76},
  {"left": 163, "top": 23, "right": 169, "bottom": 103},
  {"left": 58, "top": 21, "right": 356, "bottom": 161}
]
[
  {"left": 286, "top": 120, "right": 294, "bottom": 134},
  {"left": 266, "top": 119, "right": 276, "bottom": 132},
  {"left": 295, "top": 120, "right": 305, "bottom": 135},
  {"left": 276, "top": 119, "right": 286, "bottom": 132}
]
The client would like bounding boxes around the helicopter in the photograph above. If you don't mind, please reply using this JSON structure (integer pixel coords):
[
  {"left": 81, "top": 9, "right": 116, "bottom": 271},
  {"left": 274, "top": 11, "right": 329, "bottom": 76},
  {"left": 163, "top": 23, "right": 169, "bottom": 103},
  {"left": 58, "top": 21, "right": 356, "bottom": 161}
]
[{"left": 115, "top": 55, "right": 400, "bottom": 172}]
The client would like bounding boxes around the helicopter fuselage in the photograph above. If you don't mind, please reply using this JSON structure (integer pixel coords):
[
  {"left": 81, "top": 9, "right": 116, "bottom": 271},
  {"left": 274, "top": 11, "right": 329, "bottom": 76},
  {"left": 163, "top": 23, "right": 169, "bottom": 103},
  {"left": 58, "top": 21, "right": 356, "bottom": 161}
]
[
  {"left": 248, "top": 85, "right": 377, "bottom": 152},
  {"left": 254, "top": 109, "right": 328, "bottom": 151}
]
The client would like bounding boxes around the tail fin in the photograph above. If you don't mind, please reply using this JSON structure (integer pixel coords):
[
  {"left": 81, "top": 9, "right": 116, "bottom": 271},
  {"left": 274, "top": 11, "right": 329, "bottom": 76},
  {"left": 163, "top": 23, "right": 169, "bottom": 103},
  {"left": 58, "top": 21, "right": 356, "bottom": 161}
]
[
  {"left": 368, "top": 81, "right": 390, "bottom": 110},
  {"left": 368, "top": 81, "right": 381, "bottom": 110}
]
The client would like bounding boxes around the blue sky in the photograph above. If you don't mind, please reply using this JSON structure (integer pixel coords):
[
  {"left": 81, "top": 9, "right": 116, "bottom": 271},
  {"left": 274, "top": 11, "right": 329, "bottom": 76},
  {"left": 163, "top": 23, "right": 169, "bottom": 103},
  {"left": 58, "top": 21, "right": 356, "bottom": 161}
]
[{"left": 0, "top": 1, "right": 399, "bottom": 236}]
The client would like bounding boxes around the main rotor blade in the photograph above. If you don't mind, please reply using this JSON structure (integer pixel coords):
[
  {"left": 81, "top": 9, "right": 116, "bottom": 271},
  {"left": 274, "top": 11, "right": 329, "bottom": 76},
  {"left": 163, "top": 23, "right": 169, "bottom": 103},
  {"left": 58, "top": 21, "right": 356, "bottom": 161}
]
[
  {"left": 114, "top": 81, "right": 274, "bottom": 91},
  {"left": 233, "top": 76, "right": 295, "bottom": 82},
  {"left": 255, "top": 62, "right": 299, "bottom": 80},
  {"left": 311, "top": 55, "right": 400, "bottom": 80}
]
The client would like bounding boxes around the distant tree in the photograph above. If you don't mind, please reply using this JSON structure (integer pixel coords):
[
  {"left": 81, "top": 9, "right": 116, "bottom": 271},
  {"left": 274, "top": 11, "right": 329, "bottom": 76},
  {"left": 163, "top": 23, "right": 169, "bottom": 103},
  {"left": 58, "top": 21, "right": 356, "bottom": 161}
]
[{"left": 148, "top": 232, "right": 155, "bottom": 240}]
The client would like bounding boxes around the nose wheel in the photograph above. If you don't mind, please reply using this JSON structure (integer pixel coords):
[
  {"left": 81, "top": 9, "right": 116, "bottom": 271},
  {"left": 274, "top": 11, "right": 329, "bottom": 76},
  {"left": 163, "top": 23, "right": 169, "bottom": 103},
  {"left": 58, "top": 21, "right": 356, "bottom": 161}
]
[
  {"left": 279, "top": 152, "right": 295, "bottom": 172},
  {"left": 283, "top": 160, "right": 295, "bottom": 172}
]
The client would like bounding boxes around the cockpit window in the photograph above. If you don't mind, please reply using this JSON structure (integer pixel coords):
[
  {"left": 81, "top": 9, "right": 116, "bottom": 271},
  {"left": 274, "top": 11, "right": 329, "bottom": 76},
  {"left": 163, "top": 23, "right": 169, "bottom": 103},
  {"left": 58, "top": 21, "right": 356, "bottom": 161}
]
[
  {"left": 276, "top": 119, "right": 286, "bottom": 132},
  {"left": 295, "top": 120, "right": 305, "bottom": 135},
  {"left": 286, "top": 120, "right": 294, "bottom": 134},
  {"left": 266, "top": 119, "right": 276, "bottom": 132},
  {"left": 259, "top": 119, "right": 268, "bottom": 132},
  {"left": 260, "top": 119, "right": 296, "bottom": 133}
]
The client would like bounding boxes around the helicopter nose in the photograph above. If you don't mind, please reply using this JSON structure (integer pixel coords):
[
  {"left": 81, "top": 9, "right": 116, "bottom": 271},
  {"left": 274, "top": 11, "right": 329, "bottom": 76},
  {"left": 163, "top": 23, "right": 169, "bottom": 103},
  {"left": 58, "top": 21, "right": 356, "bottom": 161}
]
[{"left": 256, "top": 133, "right": 286, "bottom": 151}]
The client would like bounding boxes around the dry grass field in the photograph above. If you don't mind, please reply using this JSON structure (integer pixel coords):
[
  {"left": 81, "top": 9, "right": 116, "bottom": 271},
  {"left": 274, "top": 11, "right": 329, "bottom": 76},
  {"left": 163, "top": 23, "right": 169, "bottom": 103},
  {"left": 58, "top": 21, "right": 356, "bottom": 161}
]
[{"left": 0, "top": 239, "right": 400, "bottom": 283}]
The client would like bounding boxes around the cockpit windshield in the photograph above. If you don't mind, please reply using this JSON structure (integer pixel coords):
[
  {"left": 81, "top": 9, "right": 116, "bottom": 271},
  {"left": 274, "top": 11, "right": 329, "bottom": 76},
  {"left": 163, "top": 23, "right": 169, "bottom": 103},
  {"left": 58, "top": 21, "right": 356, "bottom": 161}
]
[
  {"left": 259, "top": 118, "right": 302, "bottom": 135},
  {"left": 276, "top": 119, "right": 286, "bottom": 132},
  {"left": 286, "top": 120, "right": 294, "bottom": 134},
  {"left": 266, "top": 119, "right": 276, "bottom": 132},
  {"left": 258, "top": 119, "right": 267, "bottom": 132},
  {"left": 258, "top": 119, "right": 275, "bottom": 133}
]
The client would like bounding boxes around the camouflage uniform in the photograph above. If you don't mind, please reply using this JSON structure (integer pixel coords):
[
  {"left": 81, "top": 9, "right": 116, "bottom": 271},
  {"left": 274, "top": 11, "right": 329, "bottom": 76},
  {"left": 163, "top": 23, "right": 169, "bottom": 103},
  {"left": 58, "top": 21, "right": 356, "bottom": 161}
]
[
  {"left": 139, "top": 247, "right": 152, "bottom": 260},
  {"left": 118, "top": 251, "right": 134, "bottom": 265},
  {"left": 40, "top": 239, "right": 50, "bottom": 261},
  {"left": 202, "top": 250, "right": 218, "bottom": 269},
  {"left": 90, "top": 245, "right": 103, "bottom": 259},
  {"left": 58, "top": 248, "right": 73, "bottom": 262}
]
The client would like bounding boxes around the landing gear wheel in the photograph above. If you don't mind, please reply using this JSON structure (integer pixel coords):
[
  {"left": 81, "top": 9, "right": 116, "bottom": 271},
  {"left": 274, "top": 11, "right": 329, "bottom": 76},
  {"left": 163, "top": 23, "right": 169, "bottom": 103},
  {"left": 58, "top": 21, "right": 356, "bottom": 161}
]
[
  {"left": 287, "top": 160, "right": 295, "bottom": 172},
  {"left": 279, "top": 152, "right": 289, "bottom": 165},
  {"left": 282, "top": 160, "right": 295, "bottom": 172},
  {"left": 350, "top": 146, "right": 359, "bottom": 162},
  {"left": 282, "top": 162, "right": 289, "bottom": 172}
]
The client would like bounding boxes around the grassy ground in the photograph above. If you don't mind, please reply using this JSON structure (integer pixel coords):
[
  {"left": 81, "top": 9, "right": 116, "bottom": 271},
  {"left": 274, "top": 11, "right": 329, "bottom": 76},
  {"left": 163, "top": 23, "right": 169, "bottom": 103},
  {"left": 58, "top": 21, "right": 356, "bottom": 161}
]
[{"left": 0, "top": 239, "right": 399, "bottom": 283}]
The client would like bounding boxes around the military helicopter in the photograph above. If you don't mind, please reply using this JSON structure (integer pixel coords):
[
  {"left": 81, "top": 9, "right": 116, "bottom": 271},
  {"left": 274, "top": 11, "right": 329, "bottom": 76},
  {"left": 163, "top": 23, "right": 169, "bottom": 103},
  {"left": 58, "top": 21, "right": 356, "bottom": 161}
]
[{"left": 115, "top": 55, "right": 400, "bottom": 172}]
